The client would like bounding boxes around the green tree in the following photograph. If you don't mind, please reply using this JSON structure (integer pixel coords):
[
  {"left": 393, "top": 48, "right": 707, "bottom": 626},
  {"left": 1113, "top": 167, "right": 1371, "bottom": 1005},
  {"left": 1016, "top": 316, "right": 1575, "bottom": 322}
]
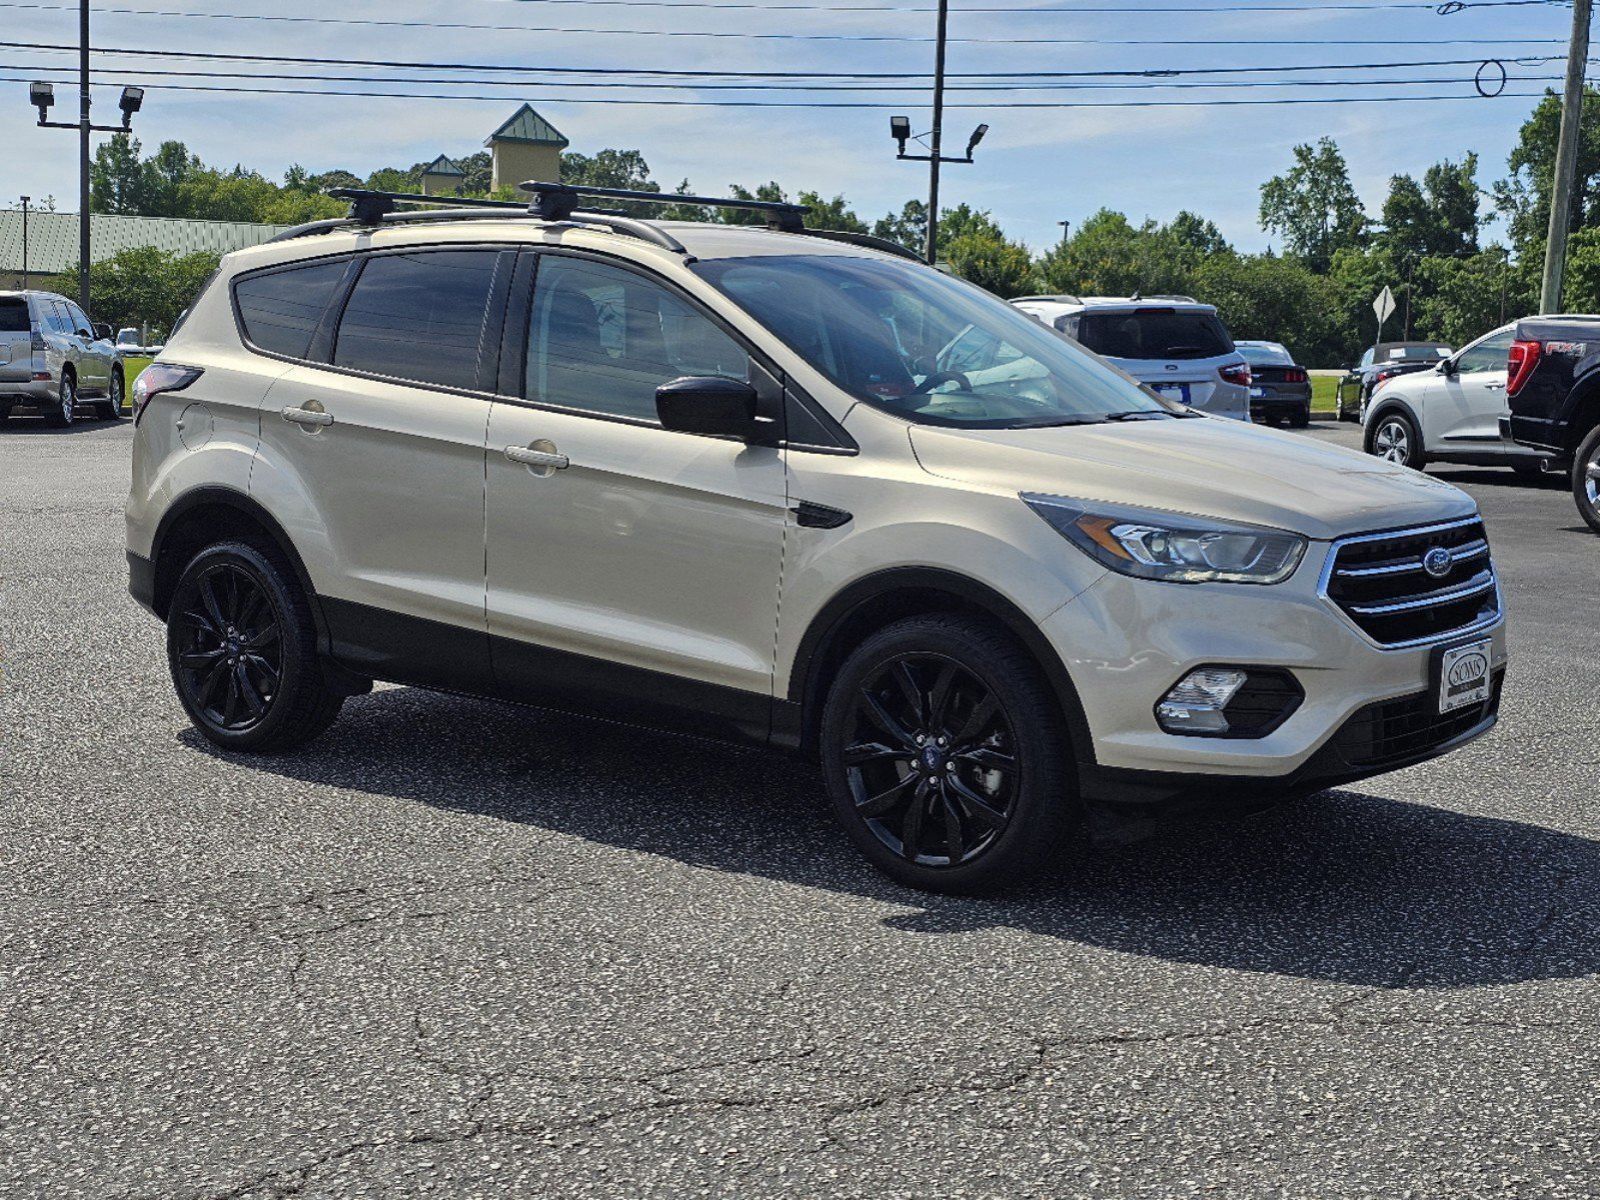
[
  {"left": 1166, "top": 210, "right": 1230, "bottom": 257},
  {"left": 90, "top": 133, "right": 146, "bottom": 214},
  {"left": 873, "top": 200, "right": 927, "bottom": 254},
  {"left": 796, "top": 191, "right": 868, "bottom": 234},
  {"left": 1380, "top": 155, "right": 1481, "bottom": 264},
  {"left": 1494, "top": 87, "right": 1600, "bottom": 255},
  {"left": 1259, "top": 137, "right": 1368, "bottom": 270},
  {"left": 1414, "top": 247, "right": 1532, "bottom": 345},
  {"left": 67, "top": 245, "right": 221, "bottom": 332},
  {"left": 1191, "top": 253, "right": 1333, "bottom": 366},
  {"left": 1035, "top": 209, "right": 1194, "bottom": 297},
  {"left": 560, "top": 149, "right": 659, "bottom": 215},
  {"left": 945, "top": 232, "right": 1036, "bottom": 297}
]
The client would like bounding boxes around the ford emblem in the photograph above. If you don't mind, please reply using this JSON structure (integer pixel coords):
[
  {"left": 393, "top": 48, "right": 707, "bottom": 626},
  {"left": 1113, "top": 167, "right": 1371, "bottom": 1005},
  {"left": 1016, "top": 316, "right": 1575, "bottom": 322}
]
[{"left": 1422, "top": 546, "right": 1453, "bottom": 578}]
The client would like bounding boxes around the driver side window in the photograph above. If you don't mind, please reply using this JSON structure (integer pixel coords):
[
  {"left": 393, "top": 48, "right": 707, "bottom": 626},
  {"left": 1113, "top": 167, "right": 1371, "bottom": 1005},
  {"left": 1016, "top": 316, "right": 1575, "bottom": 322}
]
[{"left": 1454, "top": 331, "right": 1512, "bottom": 376}]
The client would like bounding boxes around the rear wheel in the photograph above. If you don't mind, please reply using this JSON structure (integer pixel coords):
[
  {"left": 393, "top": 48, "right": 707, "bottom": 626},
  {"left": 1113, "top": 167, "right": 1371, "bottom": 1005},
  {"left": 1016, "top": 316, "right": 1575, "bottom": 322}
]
[
  {"left": 819, "top": 614, "right": 1074, "bottom": 893},
  {"left": 166, "top": 540, "right": 344, "bottom": 751},
  {"left": 1288, "top": 405, "right": 1311, "bottom": 429},
  {"left": 46, "top": 372, "right": 75, "bottom": 428},
  {"left": 1366, "top": 410, "right": 1424, "bottom": 469},
  {"left": 1571, "top": 425, "right": 1600, "bottom": 535}
]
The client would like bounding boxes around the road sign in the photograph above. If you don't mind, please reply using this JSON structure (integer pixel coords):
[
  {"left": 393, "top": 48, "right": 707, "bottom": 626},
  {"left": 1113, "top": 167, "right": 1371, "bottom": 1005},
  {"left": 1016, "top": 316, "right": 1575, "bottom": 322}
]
[{"left": 1373, "top": 285, "right": 1396, "bottom": 326}]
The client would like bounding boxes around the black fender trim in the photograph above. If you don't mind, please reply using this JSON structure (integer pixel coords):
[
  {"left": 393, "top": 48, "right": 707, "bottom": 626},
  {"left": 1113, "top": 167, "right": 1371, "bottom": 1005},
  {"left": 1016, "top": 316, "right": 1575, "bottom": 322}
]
[{"left": 784, "top": 566, "right": 1096, "bottom": 766}]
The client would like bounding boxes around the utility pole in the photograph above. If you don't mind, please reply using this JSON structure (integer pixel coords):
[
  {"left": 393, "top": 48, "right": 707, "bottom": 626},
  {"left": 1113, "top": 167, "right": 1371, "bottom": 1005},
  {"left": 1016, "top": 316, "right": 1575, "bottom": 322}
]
[
  {"left": 19, "top": 196, "right": 30, "bottom": 290},
  {"left": 924, "top": 0, "right": 949, "bottom": 264},
  {"left": 1540, "top": 0, "right": 1592, "bottom": 313},
  {"left": 78, "top": 0, "right": 90, "bottom": 311}
]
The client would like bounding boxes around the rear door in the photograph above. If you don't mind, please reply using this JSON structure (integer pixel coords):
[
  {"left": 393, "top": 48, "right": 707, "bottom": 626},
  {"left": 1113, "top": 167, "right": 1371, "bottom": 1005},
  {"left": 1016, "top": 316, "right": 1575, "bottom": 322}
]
[
  {"left": 62, "top": 299, "right": 107, "bottom": 393},
  {"left": 0, "top": 296, "right": 32, "bottom": 384},
  {"left": 255, "top": 245, "right": 513, "bottom": 690},
  {"left": 1435, "top": 328, "right": 1513, "bottom": 447}
]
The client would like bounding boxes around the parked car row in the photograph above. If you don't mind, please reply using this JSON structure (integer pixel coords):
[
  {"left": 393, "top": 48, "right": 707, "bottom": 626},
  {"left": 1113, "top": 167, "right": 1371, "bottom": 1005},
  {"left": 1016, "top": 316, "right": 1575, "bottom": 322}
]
[{"left": 0, "top": 290, "right": 126, "bottom": 426}]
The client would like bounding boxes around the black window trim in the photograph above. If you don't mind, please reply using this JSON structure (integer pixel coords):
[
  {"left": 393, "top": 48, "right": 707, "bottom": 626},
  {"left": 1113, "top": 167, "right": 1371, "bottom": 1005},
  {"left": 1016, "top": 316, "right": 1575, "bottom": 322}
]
[{"left": 230, "top": 242, "right": 520, "bottom": 404}]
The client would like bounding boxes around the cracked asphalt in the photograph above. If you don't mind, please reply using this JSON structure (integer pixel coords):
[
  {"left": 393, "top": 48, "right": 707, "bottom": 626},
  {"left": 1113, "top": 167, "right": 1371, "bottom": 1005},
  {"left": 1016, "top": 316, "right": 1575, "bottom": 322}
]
[{"left": 2, "top": 416, "right": 1597, "bottom": 1198}]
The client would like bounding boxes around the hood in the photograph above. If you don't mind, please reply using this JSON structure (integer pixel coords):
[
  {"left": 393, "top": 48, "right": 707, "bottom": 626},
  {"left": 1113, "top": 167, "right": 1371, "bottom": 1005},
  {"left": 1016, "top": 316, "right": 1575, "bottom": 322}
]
[{"left": 908, "top": 416, "right": 1476, "bottom": 541}]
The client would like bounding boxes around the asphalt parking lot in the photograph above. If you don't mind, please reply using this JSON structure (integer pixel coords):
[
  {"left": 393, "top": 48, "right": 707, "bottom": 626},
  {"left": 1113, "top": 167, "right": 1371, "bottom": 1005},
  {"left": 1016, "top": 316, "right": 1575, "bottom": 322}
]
[{"left": 2, "top": 415, "right": 1596, "bottom": 1198}]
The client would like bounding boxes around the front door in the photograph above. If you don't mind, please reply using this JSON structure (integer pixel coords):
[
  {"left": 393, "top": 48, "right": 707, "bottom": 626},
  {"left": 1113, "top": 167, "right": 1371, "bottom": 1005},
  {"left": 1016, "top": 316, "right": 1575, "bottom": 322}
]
[
  {"left": 484, "top": 251, "right": 787, "bottom": 742},
  {"left": 253, "top": 246, "right": 514, "bottom": 690},
  {"left": 1435, "top": 328, "right": 1514, "bottom": 447}
]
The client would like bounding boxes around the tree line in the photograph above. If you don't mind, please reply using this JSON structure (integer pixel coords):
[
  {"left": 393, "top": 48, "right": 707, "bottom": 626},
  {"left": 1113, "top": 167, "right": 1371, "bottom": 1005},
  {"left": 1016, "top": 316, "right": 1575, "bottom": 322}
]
[{"left": 75, "top": 89, "right": 1600, "bottom": 363}]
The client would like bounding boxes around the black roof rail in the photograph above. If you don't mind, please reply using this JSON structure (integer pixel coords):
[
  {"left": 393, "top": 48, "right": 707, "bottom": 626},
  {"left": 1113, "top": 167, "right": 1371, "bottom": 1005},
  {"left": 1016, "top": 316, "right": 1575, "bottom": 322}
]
[
  {"left": 518, "top": 179, "right": 809, "bottom": 231},
  {"left": 790, "top": 228, "right": 924, "bottom": 263}
]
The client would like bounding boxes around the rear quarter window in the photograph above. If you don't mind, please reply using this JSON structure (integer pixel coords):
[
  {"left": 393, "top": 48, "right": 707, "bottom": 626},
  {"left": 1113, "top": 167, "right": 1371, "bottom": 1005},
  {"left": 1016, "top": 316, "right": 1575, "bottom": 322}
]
[
  {"left": 234, "top": 260, "right": 349, "bottom": 359},
  {"left": 0, "top": 299, "right": 29, "bottom": 332},
  {"left": 1077, "top": 310, "right": 1232, "bottom": 361}
]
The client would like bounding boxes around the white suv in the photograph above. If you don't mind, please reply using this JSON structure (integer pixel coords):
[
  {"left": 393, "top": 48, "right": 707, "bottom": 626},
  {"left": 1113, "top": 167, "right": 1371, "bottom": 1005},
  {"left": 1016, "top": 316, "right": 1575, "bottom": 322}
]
[
  {"left": 126, "top": 186, "right": 1507, "bottom": 892},
  {"left": 1361, "top": 322, "right": 1550, "bottom": 478},
  {"left": 1011, "top": 295, "right": 1252, "bottom": 421}
]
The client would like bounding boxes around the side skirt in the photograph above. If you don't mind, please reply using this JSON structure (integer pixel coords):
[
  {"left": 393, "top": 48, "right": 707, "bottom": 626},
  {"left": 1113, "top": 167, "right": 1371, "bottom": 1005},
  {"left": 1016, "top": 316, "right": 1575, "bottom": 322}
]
[{"left": 320, "top": 596, "right": 774, "bottom": 748}]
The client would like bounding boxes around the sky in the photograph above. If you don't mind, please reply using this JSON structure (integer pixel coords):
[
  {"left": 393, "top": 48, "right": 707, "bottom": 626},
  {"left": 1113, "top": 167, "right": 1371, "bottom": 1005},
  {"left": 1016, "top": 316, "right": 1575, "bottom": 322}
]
[{"left": 2, "top": 0, "right": 1581, "bottom": 253}]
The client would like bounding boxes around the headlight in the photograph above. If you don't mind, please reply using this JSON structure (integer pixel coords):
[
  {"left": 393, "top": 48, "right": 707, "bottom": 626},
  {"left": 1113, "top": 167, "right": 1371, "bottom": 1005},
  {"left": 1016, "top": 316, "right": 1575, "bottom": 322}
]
[{"left": 1022, "top": 495, "right": 1307, "bottom": 584}]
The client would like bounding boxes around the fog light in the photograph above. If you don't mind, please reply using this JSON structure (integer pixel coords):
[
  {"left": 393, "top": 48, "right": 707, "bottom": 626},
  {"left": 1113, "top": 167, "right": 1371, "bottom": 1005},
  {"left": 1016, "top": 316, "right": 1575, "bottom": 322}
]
[{"left": 1156, "top": 668, "right": 1248, "bottom": 735}]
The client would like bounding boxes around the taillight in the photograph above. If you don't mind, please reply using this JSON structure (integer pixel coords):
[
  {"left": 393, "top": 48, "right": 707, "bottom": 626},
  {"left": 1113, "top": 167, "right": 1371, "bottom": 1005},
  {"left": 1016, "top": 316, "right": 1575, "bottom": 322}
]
[
  {"left": 1507, "top": 338, "right": 1541, "bottom": 397},
  {"left": 131, "top": 362, "right": 202, "bottom": 425},
  {"left": 29, "top": 321, "right": 44, "bottom": 352},
  {"left": 1283, "top": 368, "right": 1306, "bottom": 383},
  {"left": 1219, "top": 362, "right": 1251, "bottom": 386}
]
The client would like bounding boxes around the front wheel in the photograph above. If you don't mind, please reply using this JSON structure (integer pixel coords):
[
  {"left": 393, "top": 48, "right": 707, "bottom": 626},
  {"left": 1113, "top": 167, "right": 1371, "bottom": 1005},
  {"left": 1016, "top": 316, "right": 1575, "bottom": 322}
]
[
  {"left": 1571, "top": 425, "right": 1600, "bottom": 535},
  {"left": 166, "top": 540, "right": 344, "bottom": 751},
  {"left": 1366, "top": 411, "right": 1425, "bottom": 469},
  {"left": 819, "top": 614, "right": 1075, "bottom": 893}
]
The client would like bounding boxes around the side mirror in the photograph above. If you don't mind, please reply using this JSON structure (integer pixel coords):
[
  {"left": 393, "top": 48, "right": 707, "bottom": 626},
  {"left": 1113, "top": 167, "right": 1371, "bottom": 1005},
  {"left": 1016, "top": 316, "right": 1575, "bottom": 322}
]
[
  {"left": 93, "top": 323, "right": 112, "bottom": 342},
  {"left": 656, "top": 376, "right": 759, "bottom": 438},
  {"left": 1437, "top": 358, "right": 1455, "bottom": 376}
]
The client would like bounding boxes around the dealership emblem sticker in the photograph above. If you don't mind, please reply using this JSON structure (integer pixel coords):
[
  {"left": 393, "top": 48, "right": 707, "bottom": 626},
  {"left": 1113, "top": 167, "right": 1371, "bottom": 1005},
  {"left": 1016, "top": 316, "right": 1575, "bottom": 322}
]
[{"left": 1439, "top": 640, "right": 1492, "bottom": 713}]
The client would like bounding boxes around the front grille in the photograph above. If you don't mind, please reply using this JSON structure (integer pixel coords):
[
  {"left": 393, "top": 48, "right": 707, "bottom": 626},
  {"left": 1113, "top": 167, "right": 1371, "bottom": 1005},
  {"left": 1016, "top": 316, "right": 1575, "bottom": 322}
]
[
  {"left": 1331, "top": 669, "right": 1504, "bottom": 768},
  {"left": 1323, "top": 518, "right": 1500, "bottom": 646}
]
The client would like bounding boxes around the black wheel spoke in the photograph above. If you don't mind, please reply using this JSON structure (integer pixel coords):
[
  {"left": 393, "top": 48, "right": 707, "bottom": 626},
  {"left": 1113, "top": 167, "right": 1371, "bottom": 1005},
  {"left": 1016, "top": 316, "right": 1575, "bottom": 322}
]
[
  {"left": 179, "top": 647, "right": 226, "bottom": 669},
  {"left": 235, "top": 664, "right": 267, "bottom": 718},
  {"left": 197, "top": 659, "right": 230, "bottom": 708},
  {"left": 243, "top": 653, "right": 279, "bottom": 685},
  {"left": 199, "top": 576, "right": 228, "bottom": 633},
  {"left": 844, "top": 740, "right": 910, "bottom": 767},
  {"left": 856, "top": 773, "right": 917, "bottom": 818},
  {"left": 888, "top": 660, "right": 926, "bottom": 726},
  {"left": 952, "top": 691, "right": 1001, "bottom": 747},
  {"left": 182, "top": 608, "right": 219, "bottom": 637},
  {"left": 956, "top": 746, "right": 1016, "bottom": 772},
  {"left": 899, "top": 780, "right": 929, "bottom": 859},
  {"left": 235, "top": 586, "right": 265, "bottom": 633},
  {"left": 860, "top": 689, "right": 916, "bottom": 749},
  {"left": 926, "top": 663, "right": 958, "bottom": 729},
  {"left": 243, "top": 623, "right": 279, "bottom": 652},
  {"left": 947, "top": 776, "right": 1010, "bottom": 832},
  {"left": 939, "top": 787, "right": 966, "bottom": 862}
]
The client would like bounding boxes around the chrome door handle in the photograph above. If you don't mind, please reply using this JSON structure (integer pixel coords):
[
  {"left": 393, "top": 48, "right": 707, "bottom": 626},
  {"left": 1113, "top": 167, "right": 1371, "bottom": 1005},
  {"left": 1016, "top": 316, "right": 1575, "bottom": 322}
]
[
  {"left": 1484, "top": 382, "right": 1505, "bottom": 390},
  {"left": 504, "top": 445, "right": 569, "bottom": 469},
  {"left": 281, "top": 406, "right": 334, "bottom": 427}
]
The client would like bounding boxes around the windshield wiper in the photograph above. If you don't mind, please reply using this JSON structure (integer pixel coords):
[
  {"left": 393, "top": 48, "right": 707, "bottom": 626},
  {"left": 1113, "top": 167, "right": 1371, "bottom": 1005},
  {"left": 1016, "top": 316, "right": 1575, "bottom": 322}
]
[{"left": 1101, "top": 409, "right": 1172, "bottom": 422}]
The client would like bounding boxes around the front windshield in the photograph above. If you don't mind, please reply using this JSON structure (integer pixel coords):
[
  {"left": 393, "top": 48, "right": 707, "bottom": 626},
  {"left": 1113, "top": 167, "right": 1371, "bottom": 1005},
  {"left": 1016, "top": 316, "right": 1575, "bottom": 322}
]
[{"left": 693, "top": 253, "right": 1177, "bottom": 428}]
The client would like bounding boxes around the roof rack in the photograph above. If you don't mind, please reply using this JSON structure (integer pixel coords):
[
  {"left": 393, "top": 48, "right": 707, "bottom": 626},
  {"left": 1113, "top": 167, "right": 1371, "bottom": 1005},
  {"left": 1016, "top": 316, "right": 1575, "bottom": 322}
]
[{"left": 263, "top": 183, "right": 925, "bottom": 264}]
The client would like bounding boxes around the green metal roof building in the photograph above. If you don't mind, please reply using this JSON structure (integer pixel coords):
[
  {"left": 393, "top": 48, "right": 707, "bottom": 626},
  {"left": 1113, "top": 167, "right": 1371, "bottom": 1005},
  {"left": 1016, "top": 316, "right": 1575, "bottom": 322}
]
[{"left": 0, "top": 209, "right": 291, "bottom": 287}]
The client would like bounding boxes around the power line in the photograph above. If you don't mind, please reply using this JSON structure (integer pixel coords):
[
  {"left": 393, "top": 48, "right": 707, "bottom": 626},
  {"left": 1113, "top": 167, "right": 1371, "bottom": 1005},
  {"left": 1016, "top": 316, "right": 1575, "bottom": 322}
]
[
  {"left": 0, "top": 39, "right": 1562, "bottom": 80},
  {"left": 0, "top": 2, "right": 1569, "bottom": 44},
  {"left": 6, "top": 60, "right": 1562, "bottom": 91},
  {"left": 0, "top": 73, "right": 1547, "bottom": 106}
]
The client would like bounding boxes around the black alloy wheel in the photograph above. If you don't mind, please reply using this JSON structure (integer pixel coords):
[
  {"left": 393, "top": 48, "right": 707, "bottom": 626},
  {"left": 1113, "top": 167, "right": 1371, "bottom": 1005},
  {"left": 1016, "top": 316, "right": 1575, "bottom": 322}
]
[
  {"left": 821, "top": 615, "right": 1073, "bottom": 893},
  {"left": 166, "top": 541, "right": 345, "bottom": 751}
]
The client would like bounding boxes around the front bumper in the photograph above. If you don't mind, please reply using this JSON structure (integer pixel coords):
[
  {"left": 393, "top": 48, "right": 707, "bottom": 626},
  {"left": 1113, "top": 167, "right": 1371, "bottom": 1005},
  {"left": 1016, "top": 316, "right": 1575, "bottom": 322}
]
[{"left": 1041, "top": 542, "right": 1508, "bottom": 834}]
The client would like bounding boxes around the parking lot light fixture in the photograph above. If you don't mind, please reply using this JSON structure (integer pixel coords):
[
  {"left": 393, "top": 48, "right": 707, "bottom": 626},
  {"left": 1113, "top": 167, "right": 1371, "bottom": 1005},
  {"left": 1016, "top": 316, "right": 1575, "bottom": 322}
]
[
  {"left": 29, "top": 80, "right": 53, "bottom": 123},
  {"left": 118, "top": 86, "right": 143, "bottom": 127},
  {"left": 965, "top": 123, "right": 988, "bottom": 158},
  {"left": 890, "top": 116, "right": 911, "bottom": 156}
]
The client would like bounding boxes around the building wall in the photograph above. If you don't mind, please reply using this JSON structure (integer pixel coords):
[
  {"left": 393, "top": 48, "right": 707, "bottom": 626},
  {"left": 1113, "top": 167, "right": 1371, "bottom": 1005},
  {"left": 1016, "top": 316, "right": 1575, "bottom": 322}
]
[
  {"left": 491, "top": 142, "right": 562, "bottom": 192},
  {"left": 420, "top": 172, "right": 462, "bottom": 197}
]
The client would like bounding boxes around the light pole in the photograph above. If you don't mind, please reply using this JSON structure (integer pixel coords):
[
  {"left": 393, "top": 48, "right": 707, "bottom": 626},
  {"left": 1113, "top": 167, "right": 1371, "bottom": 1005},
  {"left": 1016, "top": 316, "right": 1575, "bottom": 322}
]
[
  {"left": 889, "top": 0, "right": 988, "bottom": 265},
  {"left": 19, "top": 195, "right": 29, "bottom": 290},
  {"left": 29, "top": 1, "right": 145, "bottom": 310}
]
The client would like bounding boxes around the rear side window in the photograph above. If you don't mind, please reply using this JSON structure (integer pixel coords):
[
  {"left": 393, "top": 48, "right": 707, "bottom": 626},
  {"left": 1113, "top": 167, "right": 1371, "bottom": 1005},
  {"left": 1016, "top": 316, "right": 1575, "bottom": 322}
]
[
  {"left": 333, "top": 250, "right": 501, "bottom": 390},
  {"left": 236, "top": 261, "right": 347, "bottom": 359},
  {"left": 0, "top": 299, "right": 29, "bottom": 332},
  {"left": 1077, "top": 310, "right": 1232, "bottom": 361}
]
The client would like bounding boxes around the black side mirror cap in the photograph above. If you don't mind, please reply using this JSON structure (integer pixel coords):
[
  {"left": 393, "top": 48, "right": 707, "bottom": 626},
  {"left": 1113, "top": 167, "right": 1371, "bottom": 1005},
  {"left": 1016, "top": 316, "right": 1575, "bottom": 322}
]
[
  {"left": 92, "top": 323, "right": 112, "bottom": 341},
  {"left": 656, "top": 376, "right": 760, "bottom": 439}
]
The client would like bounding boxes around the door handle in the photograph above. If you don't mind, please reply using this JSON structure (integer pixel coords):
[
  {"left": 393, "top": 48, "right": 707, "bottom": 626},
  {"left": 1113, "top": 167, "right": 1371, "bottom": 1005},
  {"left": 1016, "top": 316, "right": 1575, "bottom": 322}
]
[
  {"left": 504, "top": 444, "right": 569, "bottom": 469},
  {"left": 281, "top": 406, "right": 334, "bottom": 427},
  {"left": 1484, "top": 382, "right": 1505, "bottom": 390}
]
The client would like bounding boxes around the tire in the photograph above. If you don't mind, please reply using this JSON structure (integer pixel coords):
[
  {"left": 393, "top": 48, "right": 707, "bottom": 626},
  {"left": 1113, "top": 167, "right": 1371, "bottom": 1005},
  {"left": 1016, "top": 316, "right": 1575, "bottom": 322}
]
[
  {"left": 1571, "top": 425, "right": 1600, "bottom": 535},
  {"left": 1288, "top": 405, "right": 1310, "bottom": 429},
  {"left": 166, "top": 539, "right": 344, "bottom": 752},
  {"left": 46, "top": 371, "right": 75, "bottom": 428},
  {"left": 1366, "top": 410, "right": 1425, "bottom": 469},
  {"left": 818, "top": 613, "right": 1075, "bottom": 894},
  {"left": 100, "top": 369, "right": 124, "bottom": 420}
]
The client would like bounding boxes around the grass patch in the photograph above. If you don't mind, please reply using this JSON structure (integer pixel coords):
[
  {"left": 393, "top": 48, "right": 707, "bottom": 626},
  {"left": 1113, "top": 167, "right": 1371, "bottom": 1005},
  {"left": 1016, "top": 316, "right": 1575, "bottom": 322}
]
[
  {"left": 119, "top": 355, "right": 153, "bottom": 413},
  {"left": 1311, "top": 374, "right": 1341, "bottom": 413}
]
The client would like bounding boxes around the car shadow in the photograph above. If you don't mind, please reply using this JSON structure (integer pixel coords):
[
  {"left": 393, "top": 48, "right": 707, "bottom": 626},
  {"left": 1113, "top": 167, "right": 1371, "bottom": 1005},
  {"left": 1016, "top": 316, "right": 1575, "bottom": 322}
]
[
  {"left": 186, "top": 684, "right": 1600, "bottom": 991},
  {"left": 1, "top": 418, "right": 120, "bottom": 435},
  {"left": 1428, "top": 466, "right": 1564, "bottom": 490}
]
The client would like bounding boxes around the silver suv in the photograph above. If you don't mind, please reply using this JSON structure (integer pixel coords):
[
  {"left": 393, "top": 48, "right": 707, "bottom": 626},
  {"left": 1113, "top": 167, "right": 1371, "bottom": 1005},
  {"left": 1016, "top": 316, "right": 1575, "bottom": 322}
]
[
  {"left": 0, "top": 290, "right": 125, "bottom": 426},
  {"left": 1012, "top": 295, "right": 1252, "bottom": 421},
  {"left": 125, "top": 186, "right": 1506, "bottom": 892}
]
